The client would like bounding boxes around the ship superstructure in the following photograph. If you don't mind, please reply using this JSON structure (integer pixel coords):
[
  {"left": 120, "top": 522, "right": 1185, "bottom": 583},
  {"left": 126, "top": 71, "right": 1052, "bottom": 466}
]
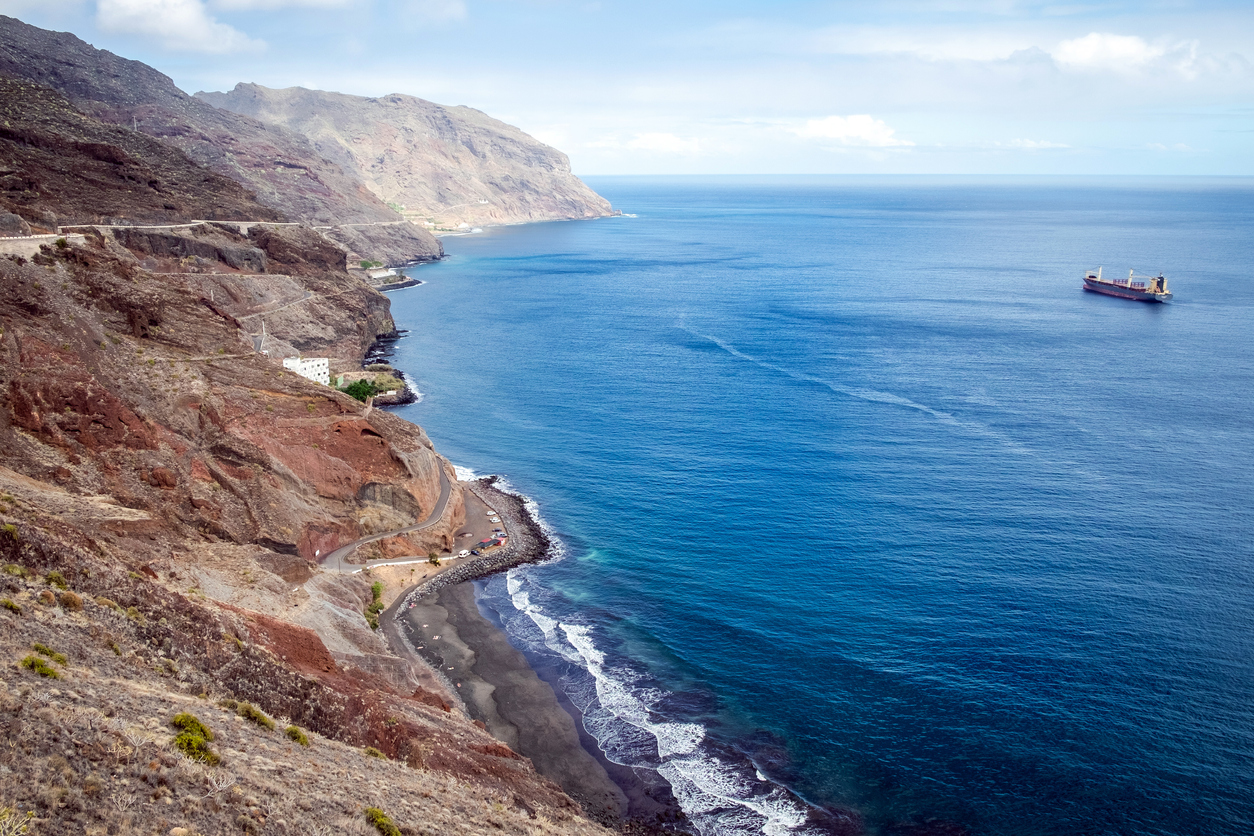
[{"left": 1082, "top": 267, "right": 1172, "bottom": 303}]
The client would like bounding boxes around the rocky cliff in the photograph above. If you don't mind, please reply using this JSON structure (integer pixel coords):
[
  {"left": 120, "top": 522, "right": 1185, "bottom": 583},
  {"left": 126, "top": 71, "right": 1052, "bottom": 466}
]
[
  {"left": 196, "top": 84, "right": 614, "bottom": 228},
  {"left": 0, "top": 15, "right": 399, "bottom": 227},
  {"left": 0, "top": 229, "right": 613, "bottom": 835}
]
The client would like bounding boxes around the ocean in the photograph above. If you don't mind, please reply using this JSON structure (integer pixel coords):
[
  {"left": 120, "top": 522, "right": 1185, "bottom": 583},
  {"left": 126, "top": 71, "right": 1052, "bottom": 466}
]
[{"left": 387, "top": 177, "right": 1254, "bottom": 836}]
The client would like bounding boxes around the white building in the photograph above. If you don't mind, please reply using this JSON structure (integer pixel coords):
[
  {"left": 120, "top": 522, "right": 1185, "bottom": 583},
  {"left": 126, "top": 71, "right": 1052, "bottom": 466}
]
[{"left": 283, "top": 357, "right": 330, "bottom": 386}]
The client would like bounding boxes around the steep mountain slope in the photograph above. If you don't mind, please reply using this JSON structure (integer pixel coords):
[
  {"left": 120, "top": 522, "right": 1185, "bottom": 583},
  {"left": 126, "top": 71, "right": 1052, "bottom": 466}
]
[
  {"left": 0, "top": 76, "right": 283, "bottom": 229},
  {"left": 0, "top": 229, "right": 613, "bottom": 834},
  {"left": 0, "top": 15, "right": 398, "bottom": 226},
  {"left": 196, "top": 84, "right": 614, "bottom": 227}
]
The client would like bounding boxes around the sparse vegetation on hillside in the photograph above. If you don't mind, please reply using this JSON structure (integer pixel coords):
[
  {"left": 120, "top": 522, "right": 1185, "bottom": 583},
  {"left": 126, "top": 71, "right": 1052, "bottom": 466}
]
[{"left": 365, "top": 581, "right": 385, "bottom": 630}]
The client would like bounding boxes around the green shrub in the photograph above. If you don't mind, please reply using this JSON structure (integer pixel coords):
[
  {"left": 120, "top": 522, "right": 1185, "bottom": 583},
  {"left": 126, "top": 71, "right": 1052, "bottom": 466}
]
[
  {"left": 363, "top": 746, "right": 387, "bottom": 760},
  {"left": 54, "top": 237, "right": 68, "bottom": 250},
  {"left": 217, "top": 698, "right": 239, "bottom": 710},
  {"left": 32, "top": 643, "right": 67, "bottom": 664},
  {"left": 340, "top": 379, "right": 374, "bottom": 402},
  {"left": 0, "top": 525, "right": 18, "bottom": 542},
  {"left": 125, "top": 606, "right": 145, "bottom": 625},
  {"left": 2, "top": 562, "right": 25, "bottom": 576},
  {"left": 171, "top": 713, "right": 219, "bottom": 765},
  {"left": 236, "top": 702, "right": 275, "bottom": 731},
  {"left": 108, "top": 641, "right": 121, "bottom": 656},
  {"left": 44, "top": 570, "right": 67, "bottom": 589},
  {"left": 365, "top": 581, "right": 385, "bottom": 630},
  {"left": 364, "top": 807, "right": 401, "bottom": 836},
  {"left": 58, "top": 591, "right": 82, "bottom": 612},
  {"left": 19, "top": 655, "right": 59, "bottom": 679},
  {"left": 1, "top": 599, "right": 19, "bottom": 615},
  {"left": 172, "top": 713, "right": 214, "bottom": 741},
  {"left": 284, "top": 725, "right": 309, "bottom": 747}
]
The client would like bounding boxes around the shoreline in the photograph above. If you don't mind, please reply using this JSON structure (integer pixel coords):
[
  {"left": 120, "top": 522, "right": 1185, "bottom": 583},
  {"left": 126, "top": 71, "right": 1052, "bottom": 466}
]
[{"left": 385, "top": 478, "right": 689, "bottom": 833}]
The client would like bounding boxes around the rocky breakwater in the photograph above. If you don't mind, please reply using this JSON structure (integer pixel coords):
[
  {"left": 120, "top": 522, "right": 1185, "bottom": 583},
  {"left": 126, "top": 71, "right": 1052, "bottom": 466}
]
[{"left": 399, "top": 477, "right": 552, "bottom": 607}]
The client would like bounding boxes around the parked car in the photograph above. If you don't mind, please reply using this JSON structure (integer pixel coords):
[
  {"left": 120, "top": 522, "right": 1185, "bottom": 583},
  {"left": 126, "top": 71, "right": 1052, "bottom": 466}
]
[
  {"left": 489, "top": 517, "right": 501, "bottom": 523},
  {"left": 458, "top": 550, "right": 470, "bottom": 557},
  {"left": 470, "top": 549, "right": 480, "bottom": 556}
]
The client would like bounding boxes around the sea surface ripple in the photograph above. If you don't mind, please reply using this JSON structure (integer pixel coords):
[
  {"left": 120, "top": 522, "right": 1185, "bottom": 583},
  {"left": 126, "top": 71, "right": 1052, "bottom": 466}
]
[{"left": 389, "top": 176, "right": 1254, "bottom": 836}]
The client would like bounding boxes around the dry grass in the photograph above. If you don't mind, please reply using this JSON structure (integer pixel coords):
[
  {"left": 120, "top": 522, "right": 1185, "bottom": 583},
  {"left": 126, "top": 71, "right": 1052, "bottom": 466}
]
[{"left": 0, "top": 560, "right": 612, "bottom": 836}]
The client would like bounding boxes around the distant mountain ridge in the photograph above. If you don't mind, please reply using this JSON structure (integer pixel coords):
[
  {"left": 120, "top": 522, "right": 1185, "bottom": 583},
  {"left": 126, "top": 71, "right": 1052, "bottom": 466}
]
[
  {"left": 0, "top": 15, "right": 401, "bottom": 226},
  {"left": 196, "top": 84, "right": 613, "bottom": 228}
]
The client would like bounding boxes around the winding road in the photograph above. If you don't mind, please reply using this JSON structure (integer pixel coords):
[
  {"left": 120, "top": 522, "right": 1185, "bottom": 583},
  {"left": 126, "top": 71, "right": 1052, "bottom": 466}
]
[{"left": 322, "top": 465, "right": 453, "bottom": 573}]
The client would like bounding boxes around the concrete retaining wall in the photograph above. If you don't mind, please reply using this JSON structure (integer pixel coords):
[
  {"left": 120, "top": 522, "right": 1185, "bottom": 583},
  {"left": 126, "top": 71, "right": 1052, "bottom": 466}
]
[{"left": 0, "top": 233, "right": 87, "bottom": 259}]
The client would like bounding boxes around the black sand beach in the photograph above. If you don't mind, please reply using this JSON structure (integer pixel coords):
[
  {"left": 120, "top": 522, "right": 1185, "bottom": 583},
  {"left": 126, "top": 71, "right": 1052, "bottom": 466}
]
[{"left": 382, "top": 478, "right": 687, "bottom": 832}]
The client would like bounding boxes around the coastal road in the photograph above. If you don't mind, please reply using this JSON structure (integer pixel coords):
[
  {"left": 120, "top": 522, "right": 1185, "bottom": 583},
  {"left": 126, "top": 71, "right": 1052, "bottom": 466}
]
[{"left": 322, "top": 465, "right": 453, "bottom": 573}]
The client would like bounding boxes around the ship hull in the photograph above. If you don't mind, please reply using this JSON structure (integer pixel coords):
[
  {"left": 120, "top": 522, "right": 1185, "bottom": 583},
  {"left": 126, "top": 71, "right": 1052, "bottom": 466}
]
[{"left": 1083, "top": 278, "right": 1172, "bottom": 303}]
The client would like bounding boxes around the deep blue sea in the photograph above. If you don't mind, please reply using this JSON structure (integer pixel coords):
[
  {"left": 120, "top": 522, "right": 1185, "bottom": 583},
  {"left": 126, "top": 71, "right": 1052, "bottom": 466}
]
[{"left": 389, "top": 177, "right": 1254, "bottom": 836}]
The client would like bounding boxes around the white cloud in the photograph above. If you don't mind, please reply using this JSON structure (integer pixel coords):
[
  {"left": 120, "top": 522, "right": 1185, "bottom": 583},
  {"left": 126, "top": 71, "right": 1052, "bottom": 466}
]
[
  {"left": 1052, "top": 32, "right": 1165, "bottom": 72},
  {"left": 97, "top": 0, "right": 264, "bottom": 53},
  {"left": 627, "top": 132, "right": 701, "bottom": 154},
  {"left": 792, "top": 115, "right": 913, "bottom": 147},
  {"left": 212, "top": 0, "right": 351, "bottom": 9}
]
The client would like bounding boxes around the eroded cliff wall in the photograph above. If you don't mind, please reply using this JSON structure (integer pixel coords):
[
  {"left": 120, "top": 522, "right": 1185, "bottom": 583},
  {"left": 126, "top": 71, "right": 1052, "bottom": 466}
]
[{"left": 197, "top": 84, "right": 614, "bottom": 228}]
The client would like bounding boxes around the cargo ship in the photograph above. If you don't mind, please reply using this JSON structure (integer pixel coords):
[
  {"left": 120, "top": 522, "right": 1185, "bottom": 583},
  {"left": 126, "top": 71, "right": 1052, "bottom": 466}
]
[{"left": 1083, "top": 267, "right": 1172, "bottom": 302}]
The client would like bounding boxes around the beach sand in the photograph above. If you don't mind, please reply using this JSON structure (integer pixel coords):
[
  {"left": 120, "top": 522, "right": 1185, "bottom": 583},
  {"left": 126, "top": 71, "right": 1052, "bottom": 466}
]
[{"left": 382, "top": 479, "right": 686, "bottom": 832}]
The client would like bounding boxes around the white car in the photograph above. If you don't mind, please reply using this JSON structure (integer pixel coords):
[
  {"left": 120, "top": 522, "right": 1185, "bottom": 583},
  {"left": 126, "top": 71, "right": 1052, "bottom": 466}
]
[
  {"left": 458, "top": 550, "right": 470, "bottom": 558},
  {"left": 489, "top": 517, "right": 500, "bottom": 523},
  {"left": 486, "top": 511, "right": 497, "bottom": 517}
]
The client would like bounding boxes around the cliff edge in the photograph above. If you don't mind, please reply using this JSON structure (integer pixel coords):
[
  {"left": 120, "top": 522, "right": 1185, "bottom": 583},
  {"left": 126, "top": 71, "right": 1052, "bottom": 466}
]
[{"left": 197, "top": 84, "right": 614, "bottom": 228}]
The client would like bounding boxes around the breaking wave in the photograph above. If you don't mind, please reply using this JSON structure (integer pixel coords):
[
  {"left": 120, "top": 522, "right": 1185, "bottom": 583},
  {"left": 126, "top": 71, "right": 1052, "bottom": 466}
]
[{"left": 479, "top": 480, "right": 828, "bottom": 835}]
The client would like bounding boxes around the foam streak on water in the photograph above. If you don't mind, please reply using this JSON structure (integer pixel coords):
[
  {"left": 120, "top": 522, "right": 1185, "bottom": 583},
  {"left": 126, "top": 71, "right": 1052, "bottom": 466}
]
[{"left": 392, "top": 177, "right": 1254, "bottom": 836}]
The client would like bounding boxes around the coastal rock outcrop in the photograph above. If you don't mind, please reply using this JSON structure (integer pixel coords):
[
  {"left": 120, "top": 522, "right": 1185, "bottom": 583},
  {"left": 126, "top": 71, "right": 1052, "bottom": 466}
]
[{"left": 196, "top": 83, "right": 614, "bottom": 228}]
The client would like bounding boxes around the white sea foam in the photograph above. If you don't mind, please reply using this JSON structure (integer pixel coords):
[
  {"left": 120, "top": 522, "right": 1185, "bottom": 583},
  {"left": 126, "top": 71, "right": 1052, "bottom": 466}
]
[
  {"left": 494, "top": 478, "right": 816, "bottom": 836},
  {"left": 399, "top": 371, "right": 424, "bottom": 403},
  {"left": 685, "top": 326, "right": 1034, "bottom": 456},
  {"left": 453, "top": 464, "right": 477, "bottom": 481}
]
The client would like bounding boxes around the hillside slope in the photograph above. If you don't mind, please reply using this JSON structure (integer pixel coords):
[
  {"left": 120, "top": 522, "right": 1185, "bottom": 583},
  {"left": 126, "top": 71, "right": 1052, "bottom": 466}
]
[
  {"left": 0, "top": 15, "right": 398, "bottom": 226},
  {"left": 0, "top": 76, "right": 283, "bottom": 230},
  {"left": 197, "top": 84, "right": 614, "bottom": 228},
  {"left": 0, "top": 230, "right": 613, "bottom": 835}
]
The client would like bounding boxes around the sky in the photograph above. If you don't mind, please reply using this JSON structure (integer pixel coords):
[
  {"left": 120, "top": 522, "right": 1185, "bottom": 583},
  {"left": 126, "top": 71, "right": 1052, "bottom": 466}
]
[{"left": 4, "top": 0, "right": 1252, "bottom": 175}]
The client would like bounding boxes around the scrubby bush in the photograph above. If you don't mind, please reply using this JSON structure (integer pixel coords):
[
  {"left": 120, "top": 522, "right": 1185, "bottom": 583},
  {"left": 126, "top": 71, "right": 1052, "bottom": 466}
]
[
  {"left": 170, "top": 712, "right": 220, "bottom": 765},
  {"left": 364, "top": 581, "right": 385, "bottom": 630},
  {"left": 125, "top": 606, "right": 145, "bottom": 625},
  {"left": 284, "top": 725, "right": 309, "bottom": 747},
  {"left": 36, "top": 591, "right": 54, "bottom": 606},
  {"left": 0, "top": 805, "right": 35, "bottom": 835},
  {"left": 363, "top": 747, "right": 387, "bottom": 760},
  {"left": 95, "top": 597, "right": 122, "bottom": 612},
  {"left": 236, "top": 702, "right": 275, "bottom": 731},
  {"left": 58, "top": 591, "right": 82, "bottom": 612},
  {"left": 19, "top": 655, "right": 59, "bottom": 679},
  {"left": 0, "top": 525, "right": 18, "bottom": 542},
  {"left": 2, "top": 562, "right": 25, "bottom": 576},
  {"left": 217, "top": 698, "right": 239, "bottom": 710},
  {"left": 340, "top": 379, "right": 374, "bottom": 402},
  {"left": 0, "top": 599, "right": 19, "bottom": 615},
  {"left": 365, "top": 807, "right": 401, "bottom": 836},
  {"left": 32, "top": 643, "right": 66, "bottom": 664},
  {"left": 44, "top": 570, "right": 67, "bottom": 589}
]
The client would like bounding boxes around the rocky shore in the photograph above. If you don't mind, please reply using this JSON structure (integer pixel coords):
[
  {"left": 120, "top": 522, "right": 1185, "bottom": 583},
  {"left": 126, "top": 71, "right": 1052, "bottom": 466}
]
[{"left": 400, "top": 477, "right": 552, "bottom": 604}]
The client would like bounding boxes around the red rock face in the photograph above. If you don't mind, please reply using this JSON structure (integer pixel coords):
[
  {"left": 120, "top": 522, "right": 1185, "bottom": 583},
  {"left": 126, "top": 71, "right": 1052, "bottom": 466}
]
[{"left": 0, "top": 233, "right": 459, "bottom": 564}]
